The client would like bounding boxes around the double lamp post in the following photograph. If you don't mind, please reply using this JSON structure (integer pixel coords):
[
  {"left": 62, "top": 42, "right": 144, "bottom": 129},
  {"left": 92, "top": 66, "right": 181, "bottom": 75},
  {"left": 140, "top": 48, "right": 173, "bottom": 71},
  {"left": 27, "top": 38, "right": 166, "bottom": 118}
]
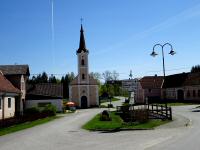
[{"left": 150, "top": 43, "right": 176, "bottom": 101}]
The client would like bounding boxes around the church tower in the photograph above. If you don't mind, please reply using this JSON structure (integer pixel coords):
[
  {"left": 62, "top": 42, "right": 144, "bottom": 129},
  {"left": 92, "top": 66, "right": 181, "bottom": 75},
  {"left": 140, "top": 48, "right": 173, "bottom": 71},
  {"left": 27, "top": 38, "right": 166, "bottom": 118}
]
[
  {"left": 69, "top": 24, "right": 99, "bottom": 108},
  {"left": 77, "top": 25, "right": 89, "bottom": 85}
]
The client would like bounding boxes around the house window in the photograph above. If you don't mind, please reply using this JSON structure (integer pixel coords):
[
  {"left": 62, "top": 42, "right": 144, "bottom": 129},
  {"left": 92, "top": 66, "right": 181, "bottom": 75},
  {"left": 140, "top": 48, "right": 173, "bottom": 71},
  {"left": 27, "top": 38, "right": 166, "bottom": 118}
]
[
  {"left": 148, "top": 89, "right": 152, "bottom": 93},
  {"left": 198, "top": 90, "right": 200, "bottom": 97},
  {"left": 193, "top": 90, "right": 196, "bottom": 97},
  {"left": 8, "top": 98, "right": 11, "bottom": 108},
  {"left": 187, "top": 91, "right": 190, "bottom": 97},
  {"left": 82, "top": 74, "right": 85, "bottom": 80},
  {"left": 81, "top": 59, "right": 85, "bottom": 65},
  {"left": 0, "top": 98, "right": 2, "bottom": 110}
]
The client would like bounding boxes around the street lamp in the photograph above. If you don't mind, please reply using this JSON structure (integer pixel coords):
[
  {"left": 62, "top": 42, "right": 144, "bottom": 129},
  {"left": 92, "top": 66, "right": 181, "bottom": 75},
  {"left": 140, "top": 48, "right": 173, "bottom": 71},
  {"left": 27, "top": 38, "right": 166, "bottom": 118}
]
[
  {"left": 150, "top": 43, "right": 176, "bottom": 103},
  {"left": 150, "top": 43, "right": 176, "bottom": 79}
]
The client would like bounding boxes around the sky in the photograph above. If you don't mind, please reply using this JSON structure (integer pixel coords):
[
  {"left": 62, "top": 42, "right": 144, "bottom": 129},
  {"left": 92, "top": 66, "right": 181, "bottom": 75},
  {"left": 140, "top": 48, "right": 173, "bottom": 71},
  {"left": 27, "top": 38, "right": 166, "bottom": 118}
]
[{"left": 0, "top": 0, "right": 200, "bottom": 79}]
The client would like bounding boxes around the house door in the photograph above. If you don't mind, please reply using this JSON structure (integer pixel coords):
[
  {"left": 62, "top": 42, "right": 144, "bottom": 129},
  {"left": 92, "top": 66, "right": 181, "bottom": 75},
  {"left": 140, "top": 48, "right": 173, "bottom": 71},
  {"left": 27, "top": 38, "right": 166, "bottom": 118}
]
[
  {"left": 177, "top": 90, "right": 184, "bottom": 101},
  {"left": 81, "top": 96, "right": 88, "bottom": 108}
]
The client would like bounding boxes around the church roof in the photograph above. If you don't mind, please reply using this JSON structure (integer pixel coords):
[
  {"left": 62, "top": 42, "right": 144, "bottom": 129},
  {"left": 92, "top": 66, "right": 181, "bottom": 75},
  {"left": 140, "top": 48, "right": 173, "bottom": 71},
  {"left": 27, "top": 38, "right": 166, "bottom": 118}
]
[
  {"left": 70, "top": 75, "right": 98, "bottom": 85},
  {"left": 77, "top": 24, "right": 89, "bottom": 53}
]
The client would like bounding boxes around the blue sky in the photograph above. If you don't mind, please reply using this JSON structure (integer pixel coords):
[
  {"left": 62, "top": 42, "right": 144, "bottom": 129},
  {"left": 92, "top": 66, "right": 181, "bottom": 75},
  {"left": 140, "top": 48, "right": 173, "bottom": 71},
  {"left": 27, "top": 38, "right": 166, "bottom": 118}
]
[{"left": 0, "top": 0, "right": 200, "bottom": 79}]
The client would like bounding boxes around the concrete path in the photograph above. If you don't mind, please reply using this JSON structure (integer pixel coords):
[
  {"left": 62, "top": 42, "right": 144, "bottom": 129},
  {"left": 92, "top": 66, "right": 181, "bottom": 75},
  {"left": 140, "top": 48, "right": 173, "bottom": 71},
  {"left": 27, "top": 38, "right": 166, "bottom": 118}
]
[{"left": 0, "top": 102, "right": 199, "bottom": 150}]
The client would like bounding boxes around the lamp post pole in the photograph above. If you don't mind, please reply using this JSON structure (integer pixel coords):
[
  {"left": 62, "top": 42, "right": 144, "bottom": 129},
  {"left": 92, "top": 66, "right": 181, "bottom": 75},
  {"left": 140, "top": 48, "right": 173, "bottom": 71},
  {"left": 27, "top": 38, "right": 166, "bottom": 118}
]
[{"left": 150, "top": 43, "right": 176, "bottom": 101}]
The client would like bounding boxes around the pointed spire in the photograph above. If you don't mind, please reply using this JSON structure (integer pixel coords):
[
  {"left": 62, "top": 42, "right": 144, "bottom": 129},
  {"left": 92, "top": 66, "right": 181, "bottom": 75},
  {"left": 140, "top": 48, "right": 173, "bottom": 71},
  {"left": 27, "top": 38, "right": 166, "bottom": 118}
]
[{"left": 77, "top": 24, "right": 88, "bottom": 53}]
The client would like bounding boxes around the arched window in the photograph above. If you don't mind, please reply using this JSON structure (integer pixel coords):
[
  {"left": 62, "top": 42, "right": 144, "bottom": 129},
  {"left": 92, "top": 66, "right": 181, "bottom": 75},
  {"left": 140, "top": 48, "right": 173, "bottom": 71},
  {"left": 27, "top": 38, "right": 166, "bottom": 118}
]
[
  {"left": 82, "top": 74, "right": 85, "bottom": 80},
  {"left": 81, "top": 59, "right": 85, "bottom": 65}
]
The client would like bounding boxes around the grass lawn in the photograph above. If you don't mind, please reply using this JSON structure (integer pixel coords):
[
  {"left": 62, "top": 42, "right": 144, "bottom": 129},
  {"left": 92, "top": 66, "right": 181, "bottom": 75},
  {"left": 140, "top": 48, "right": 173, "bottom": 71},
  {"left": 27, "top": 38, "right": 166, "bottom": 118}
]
[
  {"left": 122, "top": 119, "right": 170, "bottom": 129},
  {"left": 83, "top": 111, "right": 170, "bottom": 131},
  {"left": 0, "top": 116, "right": 61, "bottom": 136},
  {"left": 158, "top": 103, "right": 197, "bottom": 106},
  {"left": 83, "top": 112, "right": 122, "bottom": 130}
]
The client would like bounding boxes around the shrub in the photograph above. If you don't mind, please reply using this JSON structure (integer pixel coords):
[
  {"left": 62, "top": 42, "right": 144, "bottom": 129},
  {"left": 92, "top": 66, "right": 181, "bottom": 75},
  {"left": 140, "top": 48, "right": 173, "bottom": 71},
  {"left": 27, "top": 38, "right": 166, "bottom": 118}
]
[
  {"left": 134, "top": 108, "right": 149, "bottom": 123},
  {"left": 41, "top": 104, "right": 57, "bottom": 116},
  {"left": 24, "top": 107, "right": 40, "bottom": 116},
  {"left": 99, "top": 105, "right": 107, "bottom": 108},
  {"left": 107, "top": 104, "right": 113, "bottom": 108},
  {"left": 100, "top": 110, "right": 111, "bottom": 121}
]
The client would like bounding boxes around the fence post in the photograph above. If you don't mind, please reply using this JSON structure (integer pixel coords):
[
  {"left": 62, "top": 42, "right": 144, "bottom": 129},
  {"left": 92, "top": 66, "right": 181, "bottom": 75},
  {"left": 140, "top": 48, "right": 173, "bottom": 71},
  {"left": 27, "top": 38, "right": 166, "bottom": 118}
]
[
  {"left": 156, "top": 104, "right": 158, "bottom": 114},
  {"left": 161, "top": 105, "right": 163, "bottom": 116},
  {"left": 166, "top": 104, "right": 168, "bottom": 118},
  {"left": 169, "top": 107, "right": 172, "bottom": 120}
]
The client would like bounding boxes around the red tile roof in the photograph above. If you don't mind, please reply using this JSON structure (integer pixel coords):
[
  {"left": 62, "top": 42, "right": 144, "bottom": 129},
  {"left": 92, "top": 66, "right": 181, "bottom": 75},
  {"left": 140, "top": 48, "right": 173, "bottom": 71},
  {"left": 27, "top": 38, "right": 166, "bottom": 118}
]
[
  {"left": 26, "top": 83, "right": 63, "bottom": 98},
  {"left": 140, "top": 76, "right": 164, "bottom": 89},
  {"left": 0, "top": 65, "right": 30, "bottom": 76},
  {"left": 0, "top": 72, "right": 21, "bottom": 94},
  {"left": 184, "top": 72, "right": 200, "bottom": 86}
]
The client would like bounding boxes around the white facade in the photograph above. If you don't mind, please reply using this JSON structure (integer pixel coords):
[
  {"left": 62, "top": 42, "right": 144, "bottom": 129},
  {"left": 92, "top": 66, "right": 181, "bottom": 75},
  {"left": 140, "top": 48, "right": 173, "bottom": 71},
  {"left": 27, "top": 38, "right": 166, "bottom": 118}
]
[
  {"left": 69, "top": 25, "right": 99, "bottom": 108},
  {"left": 122, "top": 78, "right": 140, "bottom": 92},
  {"left": 0, "top": 96, "right": 15, "bottom": 119},
  {"left": 25, "top": 99, "right": 63, "bottom": 112}
]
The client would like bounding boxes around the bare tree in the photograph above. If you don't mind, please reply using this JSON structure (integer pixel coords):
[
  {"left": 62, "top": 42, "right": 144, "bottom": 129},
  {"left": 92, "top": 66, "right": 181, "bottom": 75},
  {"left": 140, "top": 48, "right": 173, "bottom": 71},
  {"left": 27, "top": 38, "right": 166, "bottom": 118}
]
[
  {"left": 112, "top": 70, "right": 119, "bottom": 80},
  {"left": 102, "top": 70, "right": 112, "bottom": 82},
  {"left": 90, "top": 72, "right": 102, "bottom": 81}
]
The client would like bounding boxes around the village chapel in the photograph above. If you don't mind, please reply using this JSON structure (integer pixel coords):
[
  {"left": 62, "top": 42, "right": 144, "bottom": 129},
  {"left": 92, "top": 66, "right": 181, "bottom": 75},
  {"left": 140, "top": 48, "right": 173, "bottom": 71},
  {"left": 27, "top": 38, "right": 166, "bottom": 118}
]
[{"left": 69, "top": 25, "right": 99, "bottom": 108}]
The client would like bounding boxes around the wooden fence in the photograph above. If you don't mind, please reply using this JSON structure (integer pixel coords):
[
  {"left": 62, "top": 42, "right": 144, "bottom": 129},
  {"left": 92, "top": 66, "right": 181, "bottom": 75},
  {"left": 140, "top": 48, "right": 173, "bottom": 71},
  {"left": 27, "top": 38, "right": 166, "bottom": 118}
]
[
  {"left": 116, "top": 103, "right": 172, "bottom": 120},
  {"left": 147, "top": 104, "right": 172, "bottom": 120}
]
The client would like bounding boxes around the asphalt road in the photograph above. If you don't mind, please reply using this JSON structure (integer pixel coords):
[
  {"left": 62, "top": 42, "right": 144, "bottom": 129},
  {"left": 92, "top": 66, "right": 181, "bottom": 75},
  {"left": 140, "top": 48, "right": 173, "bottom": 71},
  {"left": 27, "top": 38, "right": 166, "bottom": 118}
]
[{"left": 0, "top": 99, "right": 200, "bottom": 150}]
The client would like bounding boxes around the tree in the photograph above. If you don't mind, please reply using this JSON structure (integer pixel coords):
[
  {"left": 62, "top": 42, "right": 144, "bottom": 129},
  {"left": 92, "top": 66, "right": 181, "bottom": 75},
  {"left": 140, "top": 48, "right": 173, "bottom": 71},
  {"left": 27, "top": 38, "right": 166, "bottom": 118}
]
[
  {"left": 90, "top": 72, "right": 101, "bottom": 85},
  {"left": 112, "top": 70, "right": 119, "bottom": 80},
  {"left": 49, "top": 74, "right": 57, "bottom": 83},
  {"left": 61, "top": 72, "right": 75, "bottom": 99},
  {"left": 41, "top": 72, "right": 48, "bottom": 83},
  {"left": 102, "top": 70, "right": 112, "bottom": 82},
  {"left": 191, "top": 65, "right": 200, "bottom": 73}
]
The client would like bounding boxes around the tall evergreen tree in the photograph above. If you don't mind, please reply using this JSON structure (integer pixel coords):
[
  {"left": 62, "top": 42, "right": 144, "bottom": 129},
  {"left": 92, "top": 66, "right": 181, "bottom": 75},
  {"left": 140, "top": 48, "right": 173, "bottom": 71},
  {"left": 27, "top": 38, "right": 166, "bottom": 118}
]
[{"left": 191, "top": 65, "right": 200, "bottom": 73}]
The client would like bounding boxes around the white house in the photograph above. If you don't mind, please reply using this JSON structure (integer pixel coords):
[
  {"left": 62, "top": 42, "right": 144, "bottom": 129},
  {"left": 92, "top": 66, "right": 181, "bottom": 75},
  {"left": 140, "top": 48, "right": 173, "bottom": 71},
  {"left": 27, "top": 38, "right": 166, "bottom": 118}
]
[
  {"left": 0, "top": 72, "right": 21, "bottom": 120},
  {"left": 26, "top": 83, "right": 63, "bottom": 112}
]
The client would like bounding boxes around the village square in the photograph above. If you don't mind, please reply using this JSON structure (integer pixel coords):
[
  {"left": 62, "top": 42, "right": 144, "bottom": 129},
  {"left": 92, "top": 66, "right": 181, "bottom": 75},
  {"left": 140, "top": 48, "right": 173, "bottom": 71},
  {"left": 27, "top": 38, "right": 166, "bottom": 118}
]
[{"left": 1, "top": 1, "right": 200, "bottom": 150}]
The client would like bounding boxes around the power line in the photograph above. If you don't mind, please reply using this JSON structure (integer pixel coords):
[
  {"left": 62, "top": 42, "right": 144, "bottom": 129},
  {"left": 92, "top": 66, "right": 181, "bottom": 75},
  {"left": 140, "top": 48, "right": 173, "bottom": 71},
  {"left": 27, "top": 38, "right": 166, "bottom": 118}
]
[{"left": 145, "top": 67, "right": 191, "bottom": 74}]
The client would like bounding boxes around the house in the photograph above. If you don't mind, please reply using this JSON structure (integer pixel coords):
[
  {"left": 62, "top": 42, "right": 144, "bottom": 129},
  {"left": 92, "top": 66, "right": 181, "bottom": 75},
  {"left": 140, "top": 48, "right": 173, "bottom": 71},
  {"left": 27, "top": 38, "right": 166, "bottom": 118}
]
[
  {"left": 121, "top": 78, "right": 140, "bottom": 93},
  {"left": 0, "top": 72, "right": 21, "bottom": 120},
  {"left": 121, "top": 78, "right": 140, "bottom": 100},
  {"left": 107, "top": 78, "right": 140, "bottom": 100},
  {"left": 184, "top": 72, "right": 200, "bottom": 101},
  {"left": 69, "top": 24, "right": 99, "bottom": 108},
  {"left": 0, "top": 65, "right": 30, "bottom": 115},
  {"left": 162, "top": 73, "right": 189, "bottom": 101},
  {"left": 136, "top": 76, "right": 164, "bottom": 103},
  {"left": 26, "top": 83, "right": 63, "bottom": 112},
  {"left": 163, "top": 72, "right": 200, "bottom": 102}
]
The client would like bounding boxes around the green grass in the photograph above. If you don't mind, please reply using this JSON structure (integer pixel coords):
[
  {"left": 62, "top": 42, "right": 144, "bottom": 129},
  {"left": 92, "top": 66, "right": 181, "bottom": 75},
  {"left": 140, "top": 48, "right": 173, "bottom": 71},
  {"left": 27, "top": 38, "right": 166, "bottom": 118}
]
[
  {"left": 158, "top": 103, "right": 197, "bottom": 106},
  {"left": 122, "top": 119, "right": 170, "bottom": 129},
  {"left": 83, "top": 111, "right": 170, "bottom": 131},
  {"left": 83, "top": 112, "right": 123, "bottom": 130},
  {"left": 0, "top": 116, "right": 60, "bottom": 136}
]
